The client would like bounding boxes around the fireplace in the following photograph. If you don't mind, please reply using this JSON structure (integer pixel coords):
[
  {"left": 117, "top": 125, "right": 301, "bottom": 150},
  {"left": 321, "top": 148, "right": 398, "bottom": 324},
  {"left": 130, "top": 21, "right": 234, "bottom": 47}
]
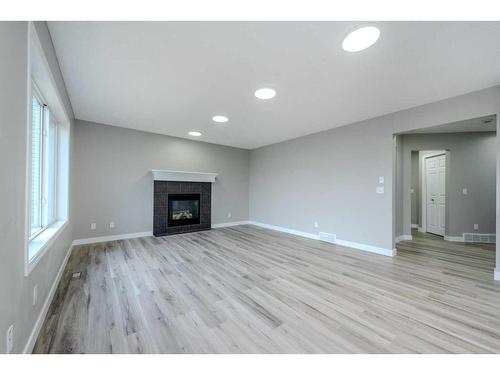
[
  {"left": 168, "top": 194, "right": 200, "bottom": 227},
  {"left": 153, "top": 180, "right": 211, "bottom": 236}
]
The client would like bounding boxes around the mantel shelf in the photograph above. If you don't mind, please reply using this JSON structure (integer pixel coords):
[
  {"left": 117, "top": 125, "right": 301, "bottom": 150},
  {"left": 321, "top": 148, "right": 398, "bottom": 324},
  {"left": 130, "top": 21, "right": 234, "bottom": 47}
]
[{"left": 151, "top": 169, "right": 218, "bottom": 183}]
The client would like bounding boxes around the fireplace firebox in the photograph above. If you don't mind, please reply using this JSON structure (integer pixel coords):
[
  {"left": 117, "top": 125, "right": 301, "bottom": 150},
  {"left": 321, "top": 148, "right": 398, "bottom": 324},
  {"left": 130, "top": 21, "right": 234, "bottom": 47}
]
[
  {"left": 153, "top": 180, "right": 211, "bottom": 236},
  {"left": 168, "top": 194, "right": 200, "bottom": 227}
]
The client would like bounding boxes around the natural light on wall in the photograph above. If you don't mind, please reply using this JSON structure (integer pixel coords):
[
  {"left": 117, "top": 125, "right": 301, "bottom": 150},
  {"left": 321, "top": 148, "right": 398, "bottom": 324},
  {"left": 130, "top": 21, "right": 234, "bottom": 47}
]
[{"left": 26, "top": 23, "right": 70, "bottom": 274}]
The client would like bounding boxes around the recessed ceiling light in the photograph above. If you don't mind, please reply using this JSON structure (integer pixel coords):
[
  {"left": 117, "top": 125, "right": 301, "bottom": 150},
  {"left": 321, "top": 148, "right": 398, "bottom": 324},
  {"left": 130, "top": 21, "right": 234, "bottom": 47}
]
[
  {"left": 255, "top": 88, "right": 276, "bottom": 100},
  {"left": 212, "top": 115, "right": 229, "bottom": 123},
  {"left": 342, "top": 26, "right": 380, "bottom": 52},
  {"left": 188, "top": 131, "right": 202, "bottom": 137}
]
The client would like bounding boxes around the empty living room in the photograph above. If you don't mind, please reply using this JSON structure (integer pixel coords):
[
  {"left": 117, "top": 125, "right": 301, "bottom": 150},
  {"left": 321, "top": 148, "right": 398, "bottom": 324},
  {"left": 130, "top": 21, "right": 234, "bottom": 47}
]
[{"left": 1, "top": 0, "right": 500, "bottom": 372}]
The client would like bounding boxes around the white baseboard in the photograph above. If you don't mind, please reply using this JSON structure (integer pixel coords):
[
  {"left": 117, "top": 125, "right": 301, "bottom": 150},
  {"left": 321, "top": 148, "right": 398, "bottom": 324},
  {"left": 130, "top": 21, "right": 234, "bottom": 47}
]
[
  {"left": 23, "top": 244, "right": 73, "bottom": 354},
  {"left": 444, "top": 235, "right": 464, "bottom": 242},
  {"left": 395, "top": 235, "right": 413, "bottom": 243},
  {"left": 495, "top": 268, "right": 500, "bottom": 281},
  {"left": 211, "top": 221, "right": 250, "bottom": 228},
  {"left": 248, "top": 221, "right": 320, "bottom": 240},
  {"left": 72, "top": 231, "right": 153, "bottom": 246},
  {"left": 248, "top": 221, "right": 395, "bottom": 257},
  {"left": 411, "top": 224, "right": 419, "bottom": 229},
  {"left": 335, "top": 238, "right": 396, "bottom": 257}
]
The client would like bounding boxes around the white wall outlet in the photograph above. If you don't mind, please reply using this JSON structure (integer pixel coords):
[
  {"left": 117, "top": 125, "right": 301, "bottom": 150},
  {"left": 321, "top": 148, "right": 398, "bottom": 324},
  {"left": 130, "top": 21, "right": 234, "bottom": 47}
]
[
  {"left": 314, "top": 221, "right": 319, "bottom": 228},
  {"left": 227, "top": 212, "right": 232, "bottom": 218},
  {"left": 90, "top": 223, "right": 96, "bottom": 230},
  {"left": 109, "top": 221, "right": 115, "bottom": 229},
  {"left": 376, "top": 186, "right": 384, "bottom": 194},
  {"left": 462, "top": 188, "right": 468, "bottom": 195},
  {"left": 474, "top": 224, "right": 479, "bottom": 230},
  {"left": 33, "top": 285, "right": 38, "bottom": 306},
  {"left": 6, "top": 324, "right": 13, "bottom": 353},
  {"left": 379, "top": 176, "right": 385, "bottom": 184}
]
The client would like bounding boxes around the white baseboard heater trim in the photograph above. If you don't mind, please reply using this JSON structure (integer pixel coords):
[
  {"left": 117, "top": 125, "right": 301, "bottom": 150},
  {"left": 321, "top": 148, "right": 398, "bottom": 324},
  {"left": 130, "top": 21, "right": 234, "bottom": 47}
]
[
  {"left": 212, "top": 221, "right": 251, "bottom": 228},
  {"left": 23, "top": 244, "right": 73, "bottom": 354},
  {"left": 248, "top": 221, "right": 395, "bottom": 257},
  {"left": 495, "top": 268, "right": 500, "bottom": 281},
  {"left": 72, "top": 231, "right": 153, "bottom": 246},
  {"left": 444, "top": 233, "right": 496, "bottom": 244}
]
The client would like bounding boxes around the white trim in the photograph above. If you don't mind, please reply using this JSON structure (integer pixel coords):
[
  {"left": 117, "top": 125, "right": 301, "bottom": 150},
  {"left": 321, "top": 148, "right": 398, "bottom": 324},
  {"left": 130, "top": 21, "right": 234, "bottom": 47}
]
[
  {"left": 26, "top": 220, "right": 69, "bottom": 275},
  {"left": 334, "top": 239, "right": 397, "bottom": 257},
  {"left": 151, "top": 169, "right": 218, "bottom": 182},
  {"left": 411, "top": 224, "right": 419, "bottom": 229},
  {"left": 418, "top": 226, "right": 425, "bottom": 233},
  {"left": 72, "top": 231, "right": 153, "bottom": 246},
  {"left": 248, "top": 221, "right": 395, "bottom": 257},
  {"left": 495, "top": 268, "right": 500, "bottom": 281},
  {"left": 248, "top": 221, "right": 320, "bottom": 240},
  {"left": 23, "top": 244, "right": 73, "bottom": 354},
  {"left": 444, "top": 235, "right": 464, "bottom": 242},
  {"left": 396, "top": 234, "right": 413, "bottom": 243},
  {"left": 211, "top": 221, "right": 250, "bottom": 228}
]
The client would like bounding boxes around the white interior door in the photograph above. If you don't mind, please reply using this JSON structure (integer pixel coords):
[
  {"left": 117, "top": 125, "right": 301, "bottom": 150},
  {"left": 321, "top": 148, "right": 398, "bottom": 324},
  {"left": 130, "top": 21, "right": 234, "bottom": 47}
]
[{"left": 425, "top": 154, "right": 446, "bottom": 236}]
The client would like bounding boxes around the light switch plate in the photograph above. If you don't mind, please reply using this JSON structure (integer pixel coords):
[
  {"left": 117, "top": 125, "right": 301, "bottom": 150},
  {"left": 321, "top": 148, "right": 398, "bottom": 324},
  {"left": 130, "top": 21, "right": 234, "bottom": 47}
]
[
  {"left": 33, "top": 285, "right": 38, "bottom": 306},
  {"left": 462, "top": 188, "right": 468, "bottom": 195},
  {"left": 474, "top": 224, "right": 479, "bottom": 230},
  {"left": 376, "top": 186, "right": 384, "bottom": 194},
  {"left": 379, "top": 176, "right": 385, "bottom": 184}
]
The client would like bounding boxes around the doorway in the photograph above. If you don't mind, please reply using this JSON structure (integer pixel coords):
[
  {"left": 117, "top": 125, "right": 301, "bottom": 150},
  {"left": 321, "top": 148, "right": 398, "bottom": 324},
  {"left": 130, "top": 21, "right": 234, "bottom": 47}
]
[{"left": 422, "top": 152, "right": 446, "bottom": 236}]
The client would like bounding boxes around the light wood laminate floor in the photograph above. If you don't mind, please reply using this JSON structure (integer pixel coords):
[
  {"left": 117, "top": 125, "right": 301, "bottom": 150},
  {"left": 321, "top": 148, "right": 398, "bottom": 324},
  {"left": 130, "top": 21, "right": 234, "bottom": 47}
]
[{"left": 33, "top": 226, "right": 500, "bottom": 353}]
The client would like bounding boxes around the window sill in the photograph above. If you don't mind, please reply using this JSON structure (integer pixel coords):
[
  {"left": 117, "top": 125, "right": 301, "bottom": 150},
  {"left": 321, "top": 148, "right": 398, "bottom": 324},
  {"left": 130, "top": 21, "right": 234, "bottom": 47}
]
[{"left": 26, "top": 220, "right": 69, "bottom": 276}]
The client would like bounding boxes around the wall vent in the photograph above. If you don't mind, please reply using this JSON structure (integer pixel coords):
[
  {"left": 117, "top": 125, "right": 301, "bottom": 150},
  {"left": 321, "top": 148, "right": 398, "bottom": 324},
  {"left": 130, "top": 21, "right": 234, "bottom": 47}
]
[
  {"left": 463, "top": 233, "right": 496, "bottom": 244},
  {"left": 319, "top": 232, "right": 337, "bottom": 244}
]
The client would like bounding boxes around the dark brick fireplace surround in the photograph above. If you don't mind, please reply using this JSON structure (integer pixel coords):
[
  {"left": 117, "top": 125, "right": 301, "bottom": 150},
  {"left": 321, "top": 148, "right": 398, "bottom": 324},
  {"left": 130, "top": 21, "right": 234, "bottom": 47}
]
[{"left": 153, "top": 181, "right": 211, "bottom": 236}]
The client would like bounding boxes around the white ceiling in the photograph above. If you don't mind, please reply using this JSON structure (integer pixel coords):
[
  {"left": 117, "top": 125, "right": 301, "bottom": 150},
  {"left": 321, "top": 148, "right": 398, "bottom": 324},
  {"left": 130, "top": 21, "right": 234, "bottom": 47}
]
[
  {"left": 48, "top": 22, "right": 500, "bottom": 149},
  {"left": 402, "top": 115, "right": 497, "bottom": 134}
]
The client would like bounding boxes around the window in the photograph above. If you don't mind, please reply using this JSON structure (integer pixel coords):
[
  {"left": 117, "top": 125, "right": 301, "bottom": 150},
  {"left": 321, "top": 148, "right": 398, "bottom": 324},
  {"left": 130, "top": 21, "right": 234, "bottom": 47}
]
[
  {"left": 29, "top": 85, "right": 59, "bottom": 240},
  {"left": 26, "top": 23, "right": 70, "bottom": 275}
]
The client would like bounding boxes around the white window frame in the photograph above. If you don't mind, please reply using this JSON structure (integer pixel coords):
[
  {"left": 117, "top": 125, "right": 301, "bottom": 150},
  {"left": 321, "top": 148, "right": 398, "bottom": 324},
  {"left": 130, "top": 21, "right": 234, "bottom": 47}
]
[
  {"left": 25, "top": 22, "right": 71, "bottom": 276},
  {"left": 29, "top": 83, "right": 59, "bottom": 241}
]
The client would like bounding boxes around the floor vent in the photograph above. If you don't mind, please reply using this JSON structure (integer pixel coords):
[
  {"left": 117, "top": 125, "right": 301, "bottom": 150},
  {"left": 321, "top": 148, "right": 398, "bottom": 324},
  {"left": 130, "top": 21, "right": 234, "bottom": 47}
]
[
  {"left": 319, "top": 232, "right": 337, "bottom": 244},
  {"left": 463, "top": 233, "right": 496, "bottom": 244}
]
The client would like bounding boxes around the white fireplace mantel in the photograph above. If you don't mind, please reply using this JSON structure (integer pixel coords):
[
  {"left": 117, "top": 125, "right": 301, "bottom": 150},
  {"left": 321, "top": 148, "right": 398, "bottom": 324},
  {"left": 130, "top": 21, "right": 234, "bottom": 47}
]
[{"left": 151, "top": 169, "right": 218, "bottom": 183}]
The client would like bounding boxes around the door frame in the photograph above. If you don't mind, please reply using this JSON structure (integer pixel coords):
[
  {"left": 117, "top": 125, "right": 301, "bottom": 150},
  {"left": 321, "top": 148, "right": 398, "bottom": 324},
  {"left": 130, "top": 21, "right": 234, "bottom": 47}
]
[{"left": 421, "top": 150, "right": 447, "bottom": 234}]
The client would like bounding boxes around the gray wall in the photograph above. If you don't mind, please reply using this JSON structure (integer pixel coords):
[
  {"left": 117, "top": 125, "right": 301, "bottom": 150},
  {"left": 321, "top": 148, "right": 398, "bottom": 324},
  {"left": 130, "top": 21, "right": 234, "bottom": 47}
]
[
  {"left": 72, "top": 120, "right": 250, "bottom": 239},
  {"left": 0, "top": 22, "right": 74, "bottom": 353},
  {"left": 250, "top": 85, "right": 500, "bottom": 259},
  {"left": 401, "top": 132, "right": 496, "bottom": 237}
]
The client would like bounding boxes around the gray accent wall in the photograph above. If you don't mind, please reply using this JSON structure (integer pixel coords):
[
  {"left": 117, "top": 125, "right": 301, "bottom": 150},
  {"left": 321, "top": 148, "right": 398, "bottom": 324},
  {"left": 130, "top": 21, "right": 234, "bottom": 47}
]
[
  {"left": 401, "top": 132, "right": 496, "bottom": 237},
  {"left": 250, "top": 85, "right": 500, "bottom": 260},
  {"left": 72, "top": 121, "right": 250, "bottom": 239},
  {"left": 0, "top": 22, "right": 74, "bottom": 353}
]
